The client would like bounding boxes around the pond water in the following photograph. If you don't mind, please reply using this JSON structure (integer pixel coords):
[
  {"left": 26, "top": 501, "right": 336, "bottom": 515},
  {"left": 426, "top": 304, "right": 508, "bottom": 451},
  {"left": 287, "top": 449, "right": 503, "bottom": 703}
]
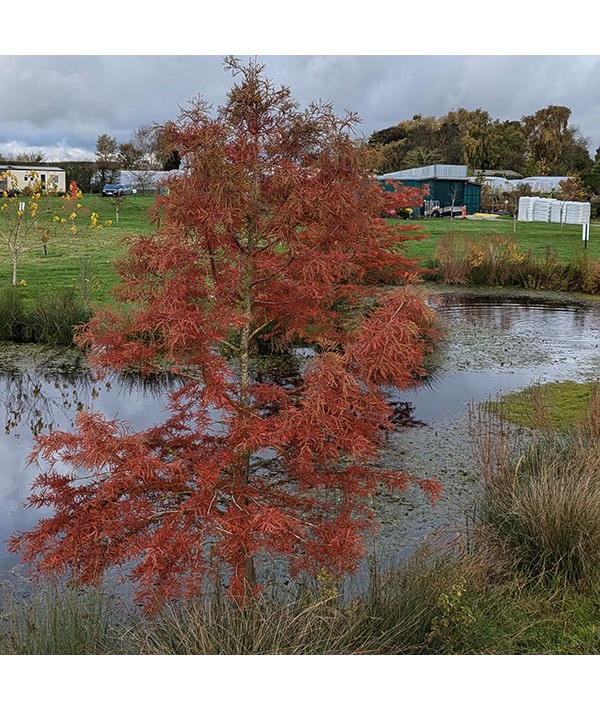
[
  {"left": 374, "top": 289, "right": 600, "bottom": 566},
  {"left": 2, "top": 289, "right": 600, "bottom": 580}
]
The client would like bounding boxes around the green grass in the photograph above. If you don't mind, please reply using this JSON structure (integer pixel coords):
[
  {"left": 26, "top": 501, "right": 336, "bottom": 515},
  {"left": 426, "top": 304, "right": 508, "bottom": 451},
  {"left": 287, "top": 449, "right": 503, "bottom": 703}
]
[
  {"left": 0, "top": 194, "right": 156, "bottom": 308},
  {"left": 400, "top": 215, "right": 600, "bottom": 264},
  {"left": 493, "top": 381, "right": 597, "bottom": 431},
  {"left": 3, "top": 202, "right": 600, "bottom": 311},
  {"left": 452, "top": 579, "right": 600, "bottom": 654},
  {"left": 474, "top": 386, "right": 600, "bottom": 588}
]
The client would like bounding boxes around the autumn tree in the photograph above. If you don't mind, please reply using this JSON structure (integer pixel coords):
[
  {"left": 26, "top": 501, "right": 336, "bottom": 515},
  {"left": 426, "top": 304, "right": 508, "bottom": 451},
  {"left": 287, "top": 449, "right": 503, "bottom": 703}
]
[
  {"left": 558, "top": 176, "right": 589, "bottom": 202},
  {"left": 521, "top": 105, "right": 592, "bottom": 176},
  {"left": 0, "top": 170, "right": 104, "bottom": 286},
  {"left": 10, "top": 58, "right": 440, "bottom": 612},
  {"left": 0, "top": 170, "right": 50, "bottom": 286}
]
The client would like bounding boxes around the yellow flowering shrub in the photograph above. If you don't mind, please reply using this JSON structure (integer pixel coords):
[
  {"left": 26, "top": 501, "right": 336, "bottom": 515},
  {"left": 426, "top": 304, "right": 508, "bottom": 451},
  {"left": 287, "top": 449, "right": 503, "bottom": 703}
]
[{"left": 0, "top": 170, "right": 111, "bottom": 286}]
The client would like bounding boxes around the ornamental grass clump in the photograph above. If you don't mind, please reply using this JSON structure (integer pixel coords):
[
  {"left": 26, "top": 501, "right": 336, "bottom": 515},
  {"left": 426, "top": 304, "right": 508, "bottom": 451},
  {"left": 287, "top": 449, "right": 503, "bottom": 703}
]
[
  {"left": 434, "top": 232, "right": 526, "bottom": 287},
  {"left": 133, "top": 544, "right": 487, "bottom": 655},
  {"left": 29, "top": 287, "right": 91, "bottom": 346},
  {"left": 433, "top": 231, "right": 472, "bottom": 284},
  {"left": 0, "top": 286, "right": 26, "bottom": 341},
  {"left": 474, "top": 401, "right": 600, "bottom": 586}
]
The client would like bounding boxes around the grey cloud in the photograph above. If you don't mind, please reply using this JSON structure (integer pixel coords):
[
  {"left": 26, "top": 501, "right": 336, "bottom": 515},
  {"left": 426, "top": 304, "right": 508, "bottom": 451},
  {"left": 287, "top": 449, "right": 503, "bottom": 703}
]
[{"left": 1, "top": 55, "right": 600, "bottom": 160}]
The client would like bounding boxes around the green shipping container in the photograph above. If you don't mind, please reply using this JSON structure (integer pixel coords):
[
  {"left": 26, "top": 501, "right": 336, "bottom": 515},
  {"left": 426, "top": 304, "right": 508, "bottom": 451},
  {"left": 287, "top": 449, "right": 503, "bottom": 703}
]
[{"left": 378, "top": 176, "right": 481, "bottom": 216}]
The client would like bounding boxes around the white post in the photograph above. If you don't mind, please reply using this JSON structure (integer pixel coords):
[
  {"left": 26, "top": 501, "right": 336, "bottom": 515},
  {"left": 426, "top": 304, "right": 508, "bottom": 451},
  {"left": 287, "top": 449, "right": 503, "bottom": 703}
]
[{"left": 582, "top": 222, "right": 590, "bottom": 249}]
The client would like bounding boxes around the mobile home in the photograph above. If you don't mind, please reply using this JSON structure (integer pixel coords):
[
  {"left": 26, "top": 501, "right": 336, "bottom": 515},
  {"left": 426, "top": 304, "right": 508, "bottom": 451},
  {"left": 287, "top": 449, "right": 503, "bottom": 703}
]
[{"left": 0, "top": 164, "right": 67, "bottom": 194}]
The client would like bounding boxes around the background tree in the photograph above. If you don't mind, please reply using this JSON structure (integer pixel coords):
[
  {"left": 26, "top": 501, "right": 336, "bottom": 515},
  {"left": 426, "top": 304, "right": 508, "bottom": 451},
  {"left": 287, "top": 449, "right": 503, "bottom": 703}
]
[
  {"left": 558, "top": 126, "right": 593, "bottom": 175},
  {"left": 0, "top": 170, "right": 65, "bottom": 286},
  {"left": 10, "top": 58, "right": 440, "bottom": 612},
  {"left": 58, "top": 161, "right": 96, "bottom": 193},
  {"left": 368, "top": 115, "right": 451, "bottom": 173},
  {"left": 485, "top": 120, "right": 528, "bottom": 175},
  {"left": 557, "top": 176, "right": 589, "bottom": 202},
  {"left": 447, "top": 181, "right": 463, "bottom": 218},
  {"left": 367, "top": 104, "right": 593, "bottom": 178},
  {"left": 436, "top": 118, "right": 463, "bottom": 165},
  {"left": 370, "top": 138, "right": 407, "bottom": 174},
  {"left": 107, "top": 193, "right": 127, "bottom": 222},
  {"left": 118, "top": 141, "right": 144, "bottom": 170},
  {"left": 127, "top": 170, "right": 158, "bottom": 195},
  {"left": 131, "top": 124, "right": 163, "bottom": 169},
  {"left": 94, "top": 134, "right": 119, "bottom": 186},
  {"left": 580, "top": 147, "right": 600, "bottom": 216},
  {"left": 403, "top": 146, "right": 444, "bottom": 169},
  {"left": 121, "top": 124, "right": 182, "bottom": 172},
  {"left": 0, "top": 150, "right": 46, "bottom": 164},
  {"left": 444, "top": 108, "right": 494, "bottom": 170},
  {"left": 520, "top": 105, "right": 592, "bottom": 175}
]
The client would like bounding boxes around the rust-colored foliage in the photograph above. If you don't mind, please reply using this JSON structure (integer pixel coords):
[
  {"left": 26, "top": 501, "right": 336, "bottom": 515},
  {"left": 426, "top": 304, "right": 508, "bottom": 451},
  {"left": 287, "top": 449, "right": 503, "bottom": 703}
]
[{"left": 10, "top": 58, "right": 440, "bottom": 612}]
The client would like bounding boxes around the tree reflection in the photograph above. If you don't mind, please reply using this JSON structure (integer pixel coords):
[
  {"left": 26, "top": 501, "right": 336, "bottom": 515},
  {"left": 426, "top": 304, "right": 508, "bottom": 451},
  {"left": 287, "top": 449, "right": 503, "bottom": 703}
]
[
  {"left": 2, "top": 369, "right": 98, "bottom": 437},
  {"left": 1, "top": 366, "right": 181, "bottom": 438}
]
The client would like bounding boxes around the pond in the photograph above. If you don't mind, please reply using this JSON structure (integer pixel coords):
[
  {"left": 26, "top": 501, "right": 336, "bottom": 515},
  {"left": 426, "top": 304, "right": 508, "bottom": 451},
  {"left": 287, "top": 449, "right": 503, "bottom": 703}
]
[
  {"left": 2, "top": 288, "right": 600, "bottom": 580},
  {"left": 375, "top": 288, "right": 600, "bottom": 565}
]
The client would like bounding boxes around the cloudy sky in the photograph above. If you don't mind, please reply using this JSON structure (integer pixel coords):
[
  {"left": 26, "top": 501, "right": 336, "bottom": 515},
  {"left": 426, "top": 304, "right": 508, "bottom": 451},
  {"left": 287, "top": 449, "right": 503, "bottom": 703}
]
[
  {"left": 2, "top": 3, "right": 600, "bottom": 164},
  {"left": 2, "top": 55, "right": 600, "bottom": 163}
]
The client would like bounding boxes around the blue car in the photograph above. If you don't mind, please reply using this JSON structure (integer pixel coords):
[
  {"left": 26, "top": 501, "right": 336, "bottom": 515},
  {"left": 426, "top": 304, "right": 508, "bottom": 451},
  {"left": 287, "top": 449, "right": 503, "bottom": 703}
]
[{"left": 102, "top": 183, "right": 133, "bottom": 197}]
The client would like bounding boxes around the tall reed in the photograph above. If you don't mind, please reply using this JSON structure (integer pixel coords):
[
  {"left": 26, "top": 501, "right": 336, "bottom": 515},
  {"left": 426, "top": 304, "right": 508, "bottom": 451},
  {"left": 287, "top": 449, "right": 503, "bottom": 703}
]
[
  {"left": 29, "top": 287, "right": 91, "bottom": 346},
  {"left": 0, "top": 287, "right": 27, "bottom": 341},
  {"left": 0, "top": 580, "right": 130, "bottom": 654},
  {"left": 473, "top": 399, "right": 600, "bottom": 585}
]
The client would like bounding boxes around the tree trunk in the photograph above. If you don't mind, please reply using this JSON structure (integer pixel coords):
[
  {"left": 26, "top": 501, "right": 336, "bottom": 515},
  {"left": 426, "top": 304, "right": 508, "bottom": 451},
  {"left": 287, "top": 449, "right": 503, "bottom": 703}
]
[{"left": 238, "top": 221, "right": 256, "bottom": 593}]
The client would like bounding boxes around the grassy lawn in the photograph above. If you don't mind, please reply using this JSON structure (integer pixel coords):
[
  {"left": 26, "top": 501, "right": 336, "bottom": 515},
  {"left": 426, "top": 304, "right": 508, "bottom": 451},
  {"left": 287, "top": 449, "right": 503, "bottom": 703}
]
[
  {"left": 0, "top": 194, "right": 156, "bottom": 308},
  {"left": 400, "top": 215, "right": 600, "bottom": 264},
  {"left": 3, "top": 197, "right": 600, "bottom": 310}
]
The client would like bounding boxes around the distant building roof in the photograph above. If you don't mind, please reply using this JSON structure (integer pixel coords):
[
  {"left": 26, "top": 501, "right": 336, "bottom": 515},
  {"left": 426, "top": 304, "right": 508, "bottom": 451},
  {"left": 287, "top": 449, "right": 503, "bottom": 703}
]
[
  {"left": 378, "top": 164, "right": 468, "bottom": 181},
  {"left": 480, "top": 175, "right": 570, "bottom": 193},
  {"left": 0, "top": 164, "right": 65, "bottom": 172}
]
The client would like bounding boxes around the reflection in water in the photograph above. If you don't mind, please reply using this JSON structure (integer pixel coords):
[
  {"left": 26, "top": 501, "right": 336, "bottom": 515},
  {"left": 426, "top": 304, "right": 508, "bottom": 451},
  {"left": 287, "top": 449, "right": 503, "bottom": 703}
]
[
  {"left": 406, "top": 292, "right": 600, "bottom": 423},
  {"left": 3, "top": 371, "right": 98, "bottom": 437},
  {"left": 436, "top": 292, "right": 600, "bottom": 348},
  {"left": 0, "top": 348, "right": 176, "bottom": 573},
  {"left": 1, "top": 362, "right": 183, "bottom": 438},
  {"left": 389, "top": 400, "right": 426, "bottom": 429}
]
